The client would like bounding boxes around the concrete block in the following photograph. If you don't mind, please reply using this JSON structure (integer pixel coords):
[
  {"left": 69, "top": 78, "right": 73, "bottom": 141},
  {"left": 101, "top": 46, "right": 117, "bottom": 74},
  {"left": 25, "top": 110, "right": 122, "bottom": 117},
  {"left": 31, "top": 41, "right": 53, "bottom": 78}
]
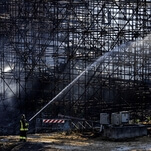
[{"left": 103, "top": 125, "right": 147, "bottom": 140}]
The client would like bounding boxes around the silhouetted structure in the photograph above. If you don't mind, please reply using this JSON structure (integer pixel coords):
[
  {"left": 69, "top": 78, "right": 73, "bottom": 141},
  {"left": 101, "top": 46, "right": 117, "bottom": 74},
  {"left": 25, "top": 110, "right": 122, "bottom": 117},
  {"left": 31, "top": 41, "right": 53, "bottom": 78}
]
[{"left": 0, "top": 0, "right": 151, "bottom": 134}]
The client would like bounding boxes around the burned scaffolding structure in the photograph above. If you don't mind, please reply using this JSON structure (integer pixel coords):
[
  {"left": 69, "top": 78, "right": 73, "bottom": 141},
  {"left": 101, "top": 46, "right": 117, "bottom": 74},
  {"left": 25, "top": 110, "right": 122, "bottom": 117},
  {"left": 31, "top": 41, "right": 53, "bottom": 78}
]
[{"left": 0, "top": 0, "right": 151, "bottom": 133}]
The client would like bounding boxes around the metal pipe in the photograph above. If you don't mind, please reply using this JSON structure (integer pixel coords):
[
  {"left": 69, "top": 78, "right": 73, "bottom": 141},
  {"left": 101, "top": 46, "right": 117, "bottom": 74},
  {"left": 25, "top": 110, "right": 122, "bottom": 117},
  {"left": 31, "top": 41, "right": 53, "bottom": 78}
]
[{"left": 29, "top": 43, "right": 129, "bottom": 122}]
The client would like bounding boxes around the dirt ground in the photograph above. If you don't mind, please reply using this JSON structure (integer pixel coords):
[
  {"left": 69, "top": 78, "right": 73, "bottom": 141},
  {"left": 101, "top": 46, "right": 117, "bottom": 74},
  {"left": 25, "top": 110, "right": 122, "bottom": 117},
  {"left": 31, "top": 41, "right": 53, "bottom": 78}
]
[{"left": 0, "top": 132, "right": 151, "bottom": 151}]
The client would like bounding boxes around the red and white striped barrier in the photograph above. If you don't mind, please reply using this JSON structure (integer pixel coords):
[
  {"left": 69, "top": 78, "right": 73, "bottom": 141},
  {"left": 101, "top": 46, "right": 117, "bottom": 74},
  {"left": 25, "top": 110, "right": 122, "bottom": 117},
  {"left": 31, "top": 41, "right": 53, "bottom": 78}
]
[{"left": 43, "top": 119, "right": 65, "bottom": 124}]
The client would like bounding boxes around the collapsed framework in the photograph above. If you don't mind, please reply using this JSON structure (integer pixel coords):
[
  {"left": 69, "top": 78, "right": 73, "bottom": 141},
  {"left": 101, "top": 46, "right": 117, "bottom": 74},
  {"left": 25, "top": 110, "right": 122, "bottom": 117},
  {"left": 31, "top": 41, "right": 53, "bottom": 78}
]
[{"left": 0, "top": 0, "right": 151, "bottom": 132}]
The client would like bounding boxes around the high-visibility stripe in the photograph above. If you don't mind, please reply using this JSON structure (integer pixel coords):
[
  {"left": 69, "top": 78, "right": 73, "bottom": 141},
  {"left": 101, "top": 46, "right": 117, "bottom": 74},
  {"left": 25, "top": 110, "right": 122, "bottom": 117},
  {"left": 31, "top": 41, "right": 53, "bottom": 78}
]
[
  {"left": 54, "top": 120, "right": 58, "bottom": 123},
  {"left": 50, "top": 119, "right": 54, "bottom": 123},
  {"left": 20, "top": 120, "right": 29, "bottom": 131},
  {"left": 43, "top": 119, "right": 65, "bottom": 123},
  {"left": 20, "top": 136, "right": 26, "bottom": 140},
  {"left": 20, "top": 120, "right": 23, "bottom": 131}
]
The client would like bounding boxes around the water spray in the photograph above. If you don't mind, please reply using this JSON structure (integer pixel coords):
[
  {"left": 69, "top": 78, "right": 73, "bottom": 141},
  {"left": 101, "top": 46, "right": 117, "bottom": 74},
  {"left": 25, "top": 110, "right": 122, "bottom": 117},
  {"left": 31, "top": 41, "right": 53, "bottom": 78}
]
[
  {"left": 29, "top": 43, "right": 129, "bottom": 122},
  {"left": 29, "top": 69, "right": 86, "bottom": 121}
]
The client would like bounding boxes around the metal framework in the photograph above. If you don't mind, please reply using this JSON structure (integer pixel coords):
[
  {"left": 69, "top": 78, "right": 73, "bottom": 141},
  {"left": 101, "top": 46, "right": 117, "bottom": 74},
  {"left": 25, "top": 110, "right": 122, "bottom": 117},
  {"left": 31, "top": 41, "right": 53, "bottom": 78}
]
[{"left": 0, "top": 0, "right": 151, "bottom": 133}]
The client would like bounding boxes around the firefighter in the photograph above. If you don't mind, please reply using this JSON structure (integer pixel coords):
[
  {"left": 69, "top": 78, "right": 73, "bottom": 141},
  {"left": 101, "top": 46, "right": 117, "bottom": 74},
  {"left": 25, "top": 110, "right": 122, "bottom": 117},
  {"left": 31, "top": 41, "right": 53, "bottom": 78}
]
[{"left": 20, "top": 114, "right": 29, "bottom": 142}]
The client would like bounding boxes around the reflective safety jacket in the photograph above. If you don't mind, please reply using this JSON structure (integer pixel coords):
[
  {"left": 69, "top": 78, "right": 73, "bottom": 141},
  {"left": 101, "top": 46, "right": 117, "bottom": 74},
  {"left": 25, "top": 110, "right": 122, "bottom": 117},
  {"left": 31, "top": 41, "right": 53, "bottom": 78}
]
[{"left": 20, "top": 119, "right": 29, "bottom": 131}]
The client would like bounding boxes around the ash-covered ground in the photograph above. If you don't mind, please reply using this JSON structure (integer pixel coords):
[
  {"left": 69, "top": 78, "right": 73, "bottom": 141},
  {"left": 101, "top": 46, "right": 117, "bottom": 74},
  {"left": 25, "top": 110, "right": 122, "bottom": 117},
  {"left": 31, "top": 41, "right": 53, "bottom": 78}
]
[{"left": 0, "top": 132, "right": 151, "bottom": 151}]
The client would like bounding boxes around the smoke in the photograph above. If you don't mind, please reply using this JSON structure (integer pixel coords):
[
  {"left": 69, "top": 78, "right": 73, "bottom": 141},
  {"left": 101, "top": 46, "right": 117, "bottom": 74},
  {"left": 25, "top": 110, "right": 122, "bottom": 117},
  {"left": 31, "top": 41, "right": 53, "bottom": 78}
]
[
  {"left": 96, "top": 34, "right": 151, "bottom": 81},
  {"left": 29, "top": 33, "right": 151, "bottom": 121},
  {"left": 0, "top": 1, "right": 151, "bottom": 134}
]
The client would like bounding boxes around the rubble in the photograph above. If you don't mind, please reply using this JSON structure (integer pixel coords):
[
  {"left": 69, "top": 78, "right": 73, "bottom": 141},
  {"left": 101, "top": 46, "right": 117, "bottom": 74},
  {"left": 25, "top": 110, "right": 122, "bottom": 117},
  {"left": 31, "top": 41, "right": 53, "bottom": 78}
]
[{"left": 1, "top": 132, "right": 151, "bottom": 151}]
